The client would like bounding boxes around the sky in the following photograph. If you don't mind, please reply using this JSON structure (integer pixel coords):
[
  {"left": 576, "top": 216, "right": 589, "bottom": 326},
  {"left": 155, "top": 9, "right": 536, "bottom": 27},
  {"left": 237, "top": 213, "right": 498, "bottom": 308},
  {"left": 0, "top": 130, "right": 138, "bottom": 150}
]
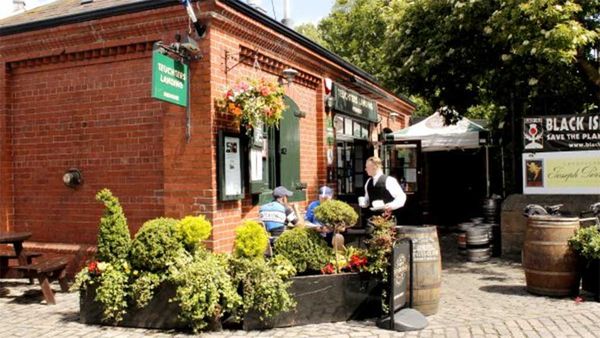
[
  {"left": 0, "top": 0, "right": 50, "bottom": 19},
  {"left": 0, "top": 0, "right": 335, "bottom": 24}
]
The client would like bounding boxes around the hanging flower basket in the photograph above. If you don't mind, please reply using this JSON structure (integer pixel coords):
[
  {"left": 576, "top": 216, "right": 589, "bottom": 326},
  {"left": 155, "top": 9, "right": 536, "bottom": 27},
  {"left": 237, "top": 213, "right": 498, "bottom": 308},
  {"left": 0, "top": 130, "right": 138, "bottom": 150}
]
[{"left": 216, "top": 78, "right": 286, "bottom": 131}]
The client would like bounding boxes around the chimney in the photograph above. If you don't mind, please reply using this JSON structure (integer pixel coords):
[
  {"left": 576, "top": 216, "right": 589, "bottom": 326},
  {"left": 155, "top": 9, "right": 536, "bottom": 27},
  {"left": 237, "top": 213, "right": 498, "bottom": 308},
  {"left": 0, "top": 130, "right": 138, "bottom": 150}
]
[
  {"left": 12, "top": 0, "right": 26, "bottom": 12},
  {"left": 281, "top": 0, "right": 293, "bottom": 28},
  {"left": 247, "top": 0, "right": 267, "bottom": 14}
]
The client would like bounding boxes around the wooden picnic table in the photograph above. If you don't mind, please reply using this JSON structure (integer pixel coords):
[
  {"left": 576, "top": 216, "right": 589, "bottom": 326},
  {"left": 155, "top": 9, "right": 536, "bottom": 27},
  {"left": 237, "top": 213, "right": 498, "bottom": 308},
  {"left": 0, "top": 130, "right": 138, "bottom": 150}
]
[
  {"left": 0, "top": 231, "right": 70, "bottom": 304},
  {"left": 0, "top": 231, "right": 32, "bottom": 278}
]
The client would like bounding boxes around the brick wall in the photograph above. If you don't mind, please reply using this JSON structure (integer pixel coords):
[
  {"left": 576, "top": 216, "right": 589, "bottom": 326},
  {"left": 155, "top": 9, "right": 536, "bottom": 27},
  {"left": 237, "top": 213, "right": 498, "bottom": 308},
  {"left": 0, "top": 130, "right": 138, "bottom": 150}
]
[{"left": 0, "top": 1, "right": 414, "bottom": 258}]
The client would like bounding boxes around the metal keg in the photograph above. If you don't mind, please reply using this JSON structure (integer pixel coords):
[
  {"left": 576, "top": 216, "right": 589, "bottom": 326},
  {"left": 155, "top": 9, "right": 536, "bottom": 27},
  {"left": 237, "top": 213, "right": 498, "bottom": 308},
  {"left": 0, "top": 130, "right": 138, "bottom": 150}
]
[
  {"left": 457, "top": 222, "right": 474, "bottom": 256},
  {"left": 466, "top": 226, "right": 489, "bottom": 246},
  {"left": 468, "top": 247, "right": 491, "bottom": 262},
  {"left": 466, "top": 225, "right": 491, "bottom": 262}
]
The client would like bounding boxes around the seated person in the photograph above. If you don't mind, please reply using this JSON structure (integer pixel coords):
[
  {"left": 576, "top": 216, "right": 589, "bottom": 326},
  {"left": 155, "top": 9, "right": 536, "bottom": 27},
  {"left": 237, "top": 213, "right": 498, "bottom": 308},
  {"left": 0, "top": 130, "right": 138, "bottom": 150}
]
[
  {"left": 305, "top": 186, "right": 333, "bottom": 230},
  {"left": 259, "top": 186, "right": 299, "bottom": 237},
  {"left": 305, "top": 185, "right": 334, "bottom": 244}
]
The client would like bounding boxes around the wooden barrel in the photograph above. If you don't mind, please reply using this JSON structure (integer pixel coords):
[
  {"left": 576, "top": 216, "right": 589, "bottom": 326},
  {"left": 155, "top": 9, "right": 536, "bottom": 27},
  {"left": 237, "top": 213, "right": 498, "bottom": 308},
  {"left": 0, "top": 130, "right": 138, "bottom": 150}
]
[
  {"left": 395, "top": 225, "right": 442, "bottom": 316},
  {"left": 522, "top": 215, "right": 580, "bottom": 297}
]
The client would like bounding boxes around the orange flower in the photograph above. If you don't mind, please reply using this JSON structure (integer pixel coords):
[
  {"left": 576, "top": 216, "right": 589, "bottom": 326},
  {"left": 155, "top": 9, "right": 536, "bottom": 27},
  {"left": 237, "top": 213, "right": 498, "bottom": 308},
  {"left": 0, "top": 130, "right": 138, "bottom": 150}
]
[
  {"left": 233, "top": 107, "right": 242, "bottom": 116},
  {"left": 228, "top": 102, "right": 236, "bottom": 110}
]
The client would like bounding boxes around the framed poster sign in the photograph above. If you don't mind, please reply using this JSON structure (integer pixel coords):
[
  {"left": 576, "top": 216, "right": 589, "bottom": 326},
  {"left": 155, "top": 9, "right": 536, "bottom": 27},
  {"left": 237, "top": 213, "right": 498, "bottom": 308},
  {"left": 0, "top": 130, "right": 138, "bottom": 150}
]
[
  {"left": 218, "top": 131, "right": 244, "bottom": 201},
  {"left": 522, "top": 150, "right": 600, "bottom": 194}
]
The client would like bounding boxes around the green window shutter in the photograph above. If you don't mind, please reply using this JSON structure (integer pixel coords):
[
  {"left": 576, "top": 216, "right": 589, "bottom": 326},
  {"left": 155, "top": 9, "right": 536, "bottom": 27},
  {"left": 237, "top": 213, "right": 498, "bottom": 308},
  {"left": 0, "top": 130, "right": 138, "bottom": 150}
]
[{"left": 279, "top": 96, "right": 305, "bottom": 202}]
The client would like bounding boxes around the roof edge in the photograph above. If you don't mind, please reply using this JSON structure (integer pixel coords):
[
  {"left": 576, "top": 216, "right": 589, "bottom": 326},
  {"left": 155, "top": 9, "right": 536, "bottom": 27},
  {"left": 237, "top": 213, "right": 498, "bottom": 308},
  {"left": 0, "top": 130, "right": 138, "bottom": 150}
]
[
  {"left": 0, "top": 0, "right": 176, "bottom": 36},
  {"left": 220, "top": 0, "right": 416, "bottom": 109},
  {"left": 0, "top": 0, "right": 415, "bottom": 109}
]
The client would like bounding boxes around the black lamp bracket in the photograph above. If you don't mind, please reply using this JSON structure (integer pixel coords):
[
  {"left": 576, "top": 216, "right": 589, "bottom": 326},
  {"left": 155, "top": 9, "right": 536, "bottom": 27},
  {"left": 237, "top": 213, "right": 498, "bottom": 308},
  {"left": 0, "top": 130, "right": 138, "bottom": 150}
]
[{"left": 224, "top": 48, "right": 259, "bottom": 76}]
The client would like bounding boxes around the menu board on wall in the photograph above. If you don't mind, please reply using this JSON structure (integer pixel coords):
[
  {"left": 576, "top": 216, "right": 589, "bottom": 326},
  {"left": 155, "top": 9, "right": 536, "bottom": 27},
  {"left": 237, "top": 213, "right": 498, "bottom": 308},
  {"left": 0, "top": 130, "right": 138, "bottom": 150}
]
[
  {"left": 218, "top": 131, "right": 244, "bottom": 201},
  {"left": 522, "top": 150, "right": 600, "bottom": 194}
]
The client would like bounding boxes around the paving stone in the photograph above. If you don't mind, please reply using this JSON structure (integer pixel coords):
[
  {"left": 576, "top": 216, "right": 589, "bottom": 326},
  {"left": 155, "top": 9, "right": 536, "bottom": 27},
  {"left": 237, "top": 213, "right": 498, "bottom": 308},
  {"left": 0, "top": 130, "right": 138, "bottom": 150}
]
[{"left": 2, "top": 233, "right": 600, "bottom": 337}]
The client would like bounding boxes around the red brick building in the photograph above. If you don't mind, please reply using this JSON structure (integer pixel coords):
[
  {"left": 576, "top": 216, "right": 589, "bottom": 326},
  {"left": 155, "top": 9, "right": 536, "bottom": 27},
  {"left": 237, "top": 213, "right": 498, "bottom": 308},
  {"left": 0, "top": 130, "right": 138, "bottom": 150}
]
[{"left": 0, "top": 0, "right": 413, "bottom": 261}]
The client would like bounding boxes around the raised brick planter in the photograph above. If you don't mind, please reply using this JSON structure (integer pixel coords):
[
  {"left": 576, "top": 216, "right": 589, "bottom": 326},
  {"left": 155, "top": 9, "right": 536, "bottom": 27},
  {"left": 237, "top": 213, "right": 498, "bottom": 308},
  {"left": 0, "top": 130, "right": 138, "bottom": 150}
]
[{"left": 79, "top": 272, "right": 381, "bottom": 331}]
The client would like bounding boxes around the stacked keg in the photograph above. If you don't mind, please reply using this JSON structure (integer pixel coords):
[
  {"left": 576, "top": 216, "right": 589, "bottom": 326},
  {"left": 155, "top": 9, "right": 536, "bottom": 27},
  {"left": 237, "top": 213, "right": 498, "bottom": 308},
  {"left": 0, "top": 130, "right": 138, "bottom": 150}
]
[
  {"left": 456, "top": 197, "right": 503, "bottom": 261},
  {"left": 481, "top": 197, "right": 502, "bottom": 257},
  {"left": 482, "top": 197, "right": 501, "bottom": 223},
  {"left": 456, "top": 222, "right": 474, "bottom": 256},
  {"left": 466, "top": 218, "right": 491, "bottom": 262}
]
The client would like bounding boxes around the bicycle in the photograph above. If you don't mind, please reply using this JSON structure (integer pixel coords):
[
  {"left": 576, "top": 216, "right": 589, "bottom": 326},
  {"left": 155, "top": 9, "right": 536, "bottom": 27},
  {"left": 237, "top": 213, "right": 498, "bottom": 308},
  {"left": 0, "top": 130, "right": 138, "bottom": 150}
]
[
  {"left": 522, "top": 203, "right": 565, "bottom": 217},
  {"left": 579, "top": 202, "right": 600, "bottom": 228}
]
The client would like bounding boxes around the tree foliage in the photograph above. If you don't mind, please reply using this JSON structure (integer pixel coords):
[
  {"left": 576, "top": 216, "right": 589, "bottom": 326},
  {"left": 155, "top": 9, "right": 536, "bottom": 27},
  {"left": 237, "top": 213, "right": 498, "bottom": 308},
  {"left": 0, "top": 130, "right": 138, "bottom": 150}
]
[
  {"left": 316, "top": 0, "right": 600, "bottom": 118},
  {"left": 295, "top": 23, "right": 328, "bottom": 46}
]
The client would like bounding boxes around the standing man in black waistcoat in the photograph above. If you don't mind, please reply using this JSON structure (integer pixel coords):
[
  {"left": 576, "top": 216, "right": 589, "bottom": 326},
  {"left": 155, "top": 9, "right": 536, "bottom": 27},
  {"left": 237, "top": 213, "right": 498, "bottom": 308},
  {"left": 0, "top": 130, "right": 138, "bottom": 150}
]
[{"left": 359, "top": 156, "right": 407, "bottom": 223}]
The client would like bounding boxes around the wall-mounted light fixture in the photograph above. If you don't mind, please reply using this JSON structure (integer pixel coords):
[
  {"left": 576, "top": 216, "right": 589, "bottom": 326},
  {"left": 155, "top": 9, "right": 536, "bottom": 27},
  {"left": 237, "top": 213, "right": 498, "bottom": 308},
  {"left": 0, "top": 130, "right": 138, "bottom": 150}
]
[
  {"left": 389, "top": 112, "right": 400, "bottom": 122},
  {"left": 278, "top": 68, "right": 298, "bottom": 86},
  {"left": 181, "top": 0, "right": 207, "bottom": 38},
  {"left": 63, "top": 168, "right": 83, "bottom": 188}
]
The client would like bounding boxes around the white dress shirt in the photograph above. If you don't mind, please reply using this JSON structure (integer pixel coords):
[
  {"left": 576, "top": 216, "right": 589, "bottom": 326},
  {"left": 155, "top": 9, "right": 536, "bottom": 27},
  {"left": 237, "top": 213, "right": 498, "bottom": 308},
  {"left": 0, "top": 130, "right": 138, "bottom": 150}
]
[{"left": 362, "top": 170, "right": 407, "bottom": 210}]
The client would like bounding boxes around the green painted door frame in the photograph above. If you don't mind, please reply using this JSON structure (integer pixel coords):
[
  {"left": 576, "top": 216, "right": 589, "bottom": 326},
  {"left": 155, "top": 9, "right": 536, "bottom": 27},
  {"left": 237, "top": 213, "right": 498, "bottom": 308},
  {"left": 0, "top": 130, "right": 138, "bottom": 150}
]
[{"left": 278, "top": 96, "right": 305, "bottom": 202}]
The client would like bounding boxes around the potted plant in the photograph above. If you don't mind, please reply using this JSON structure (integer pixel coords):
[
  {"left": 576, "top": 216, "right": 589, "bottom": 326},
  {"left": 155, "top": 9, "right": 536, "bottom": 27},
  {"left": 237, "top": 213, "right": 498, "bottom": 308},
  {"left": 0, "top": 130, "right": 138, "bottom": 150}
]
[
  {"left": 215, "top": 78, "right": 286, "bottom": 133},
  {"left": 314, "top": 200, "right": 359, "bottom": 270},
  {"left": 569, "top": 225, "right": 600, "bottom": 300},
  {"left": 75, "top": 190, "right": 383, "bottom": 332},
  {"left": 247, "top": 217, "right": 381, "bottom": 330}
]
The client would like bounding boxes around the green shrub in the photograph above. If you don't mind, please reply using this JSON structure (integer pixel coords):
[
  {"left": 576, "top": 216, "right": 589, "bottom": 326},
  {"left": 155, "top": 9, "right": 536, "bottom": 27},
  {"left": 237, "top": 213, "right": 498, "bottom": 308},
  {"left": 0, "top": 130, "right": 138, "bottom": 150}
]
[
  {"left": 569, "top": 226, "right": 600, "bottom": 260},
  {"left": 234, "top": 220, "right": 269, "bottom": 259},
  {"left": 267, "top": 255, "right": 297, "bottom": 279},
  {"left": 274, "top": 227, "right": 333, "bottom": 273},
  {"left": 168, "top": 249, "right": 242, "bottom": 333},
  {"left": 177, "top": 215, "right": 212, "bottom": 251},
  {"left": 228, "top": 256, "right": 296, "bottom": 320},
  {"left": 129, "top": 217, "right": 183, "bottom": 272},
  {"left": 94, "top": 261, "right": 130, "bottom": 323},
  {"left": 314, "top": 200, "right": 358, "bottom": 233},
  {"left": 130, "top": 271, "right": 162, "bottom": 309},
  {"left": 96, "top": 189, "right": 131, "bottom": 263}
]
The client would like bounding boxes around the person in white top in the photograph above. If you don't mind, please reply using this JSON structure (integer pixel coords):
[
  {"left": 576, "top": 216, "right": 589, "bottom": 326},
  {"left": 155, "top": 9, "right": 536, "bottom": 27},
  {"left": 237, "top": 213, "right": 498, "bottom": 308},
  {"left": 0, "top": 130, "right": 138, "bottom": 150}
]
[{"left": 359, "top": 156, "right": 407, "bottom": 219}]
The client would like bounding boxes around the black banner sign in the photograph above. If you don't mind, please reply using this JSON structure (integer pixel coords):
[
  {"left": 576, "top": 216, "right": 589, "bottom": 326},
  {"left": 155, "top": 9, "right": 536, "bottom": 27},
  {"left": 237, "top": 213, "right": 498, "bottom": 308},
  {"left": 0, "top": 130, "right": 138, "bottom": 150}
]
[
  {"left": 331, "top": 83, "right": 378, "bottom": 122},
  {"left": 523, "top": 114, "right": 600, "bottom": 152}
]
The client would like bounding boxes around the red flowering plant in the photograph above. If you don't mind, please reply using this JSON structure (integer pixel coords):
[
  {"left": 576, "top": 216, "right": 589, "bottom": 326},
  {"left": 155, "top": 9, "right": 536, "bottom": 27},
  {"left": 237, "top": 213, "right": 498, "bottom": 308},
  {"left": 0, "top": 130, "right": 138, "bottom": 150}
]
[
  {"left": 87, "top": 261, "right": 101, "bottom": 276},
  {"left": 346, "top": 254, "right": 368, "bottom": 272},
  {"left": 321, "top": 263, "right": 335, "bottom": 274},
  {"left": 320, "top": 247, "right": 368, "bottom": 274},
  {"left": 215, "top": 78, "right": 286, "bottom": 132}
]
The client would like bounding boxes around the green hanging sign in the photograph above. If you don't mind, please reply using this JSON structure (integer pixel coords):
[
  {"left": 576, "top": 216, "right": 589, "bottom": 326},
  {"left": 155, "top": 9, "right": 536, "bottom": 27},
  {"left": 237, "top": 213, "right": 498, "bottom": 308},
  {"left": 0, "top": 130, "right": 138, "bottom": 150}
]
[{"left": 151, "top": 51, "right": 188, "bottom": 106}]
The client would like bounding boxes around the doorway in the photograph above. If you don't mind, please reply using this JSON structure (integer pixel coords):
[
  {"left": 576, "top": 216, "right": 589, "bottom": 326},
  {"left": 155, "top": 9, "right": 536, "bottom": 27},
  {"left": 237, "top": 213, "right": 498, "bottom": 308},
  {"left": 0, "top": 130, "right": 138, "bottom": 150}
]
[
  {"left": 380, "top": 140, "right": 424, "bottom": 225},
  {"left": 336, "top": 139, "right": 370, "bottom": 203}
]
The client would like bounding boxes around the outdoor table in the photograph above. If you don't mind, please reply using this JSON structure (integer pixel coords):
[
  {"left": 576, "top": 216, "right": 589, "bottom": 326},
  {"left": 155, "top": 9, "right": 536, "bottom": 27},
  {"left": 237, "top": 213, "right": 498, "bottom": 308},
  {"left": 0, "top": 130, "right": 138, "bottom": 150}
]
[{"left": 0, "top": 231, "right": 32, "bottom": 278}]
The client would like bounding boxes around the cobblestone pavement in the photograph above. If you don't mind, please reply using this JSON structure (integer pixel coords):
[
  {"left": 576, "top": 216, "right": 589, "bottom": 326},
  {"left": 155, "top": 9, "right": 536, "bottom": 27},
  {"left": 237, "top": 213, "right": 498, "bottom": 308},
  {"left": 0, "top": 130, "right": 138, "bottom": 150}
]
[{"left": 2, "top": 233, "right": 600, "bottom": 337}]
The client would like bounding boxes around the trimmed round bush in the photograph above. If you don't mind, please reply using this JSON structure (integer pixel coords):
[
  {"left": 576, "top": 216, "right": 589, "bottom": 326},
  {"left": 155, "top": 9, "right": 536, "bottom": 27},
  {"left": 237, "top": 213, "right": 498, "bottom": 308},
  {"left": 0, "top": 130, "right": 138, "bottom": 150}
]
[
  {"left": 314, "top": 200, "right": 358, "bottom": 232},
  {"left": 177, "top": 215, "right": 212, "bottom": 251},
  {"left": 274, "top": 227, "right": 333, "bottom": 273},
  {"left": 234, "top": 220, "right": 269, "bottom": 259},
  {"left": 129, "top": 217, "right": 183, "bottom": 272}
]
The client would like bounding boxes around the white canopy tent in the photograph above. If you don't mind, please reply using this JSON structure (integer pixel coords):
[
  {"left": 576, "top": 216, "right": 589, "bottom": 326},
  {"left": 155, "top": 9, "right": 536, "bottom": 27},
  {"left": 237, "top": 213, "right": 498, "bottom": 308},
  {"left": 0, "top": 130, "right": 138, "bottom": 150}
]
[{"left": 388, "top": 112, "right": 486, "bottom": 152}]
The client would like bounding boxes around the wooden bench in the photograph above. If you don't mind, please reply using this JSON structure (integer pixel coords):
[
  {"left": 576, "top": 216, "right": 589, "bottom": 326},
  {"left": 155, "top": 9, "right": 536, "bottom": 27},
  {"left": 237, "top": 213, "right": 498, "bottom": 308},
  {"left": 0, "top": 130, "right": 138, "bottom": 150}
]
[
  {"left": 0, "top": 249, "right": 43, "bottom": 261},
  {"left": 15, "top": 256, "right": 70, "bottom": 305},
  {"left": 0, "top": 250, "right": 43, "bottom": 284}
]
